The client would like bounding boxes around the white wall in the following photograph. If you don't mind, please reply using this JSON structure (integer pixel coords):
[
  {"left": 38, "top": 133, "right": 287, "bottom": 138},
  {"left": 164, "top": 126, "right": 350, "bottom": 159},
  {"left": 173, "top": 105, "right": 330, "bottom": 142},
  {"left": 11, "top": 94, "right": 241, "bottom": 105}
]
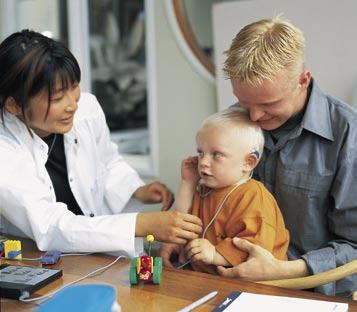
[
  {"left": 184, "top": 0, "right": 217, "bottom": 49},
  {"left": 213, "top": 0, "right": 357, "bottom": 110},
  {"left": 0, "top": 0, "right": 60, "bottom": 40},
  {"left": 153, "top": 0, "right": 217, "bottom": 193}
]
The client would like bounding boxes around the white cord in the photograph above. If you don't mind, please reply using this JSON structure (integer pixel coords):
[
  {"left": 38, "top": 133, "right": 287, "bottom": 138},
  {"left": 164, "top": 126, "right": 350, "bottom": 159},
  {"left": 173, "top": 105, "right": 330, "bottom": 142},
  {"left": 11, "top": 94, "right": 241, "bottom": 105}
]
[
  {"left": 176, "top": 259, "right": 191, "bottom": 270},
  {"left": 61, "top": 253, "right": 93, "bottom": 257},
  {"left": 201, "top": 181, "right": 246, "bottom": 238},
  {"left": 0, "top": 256, "right": 41, "bottom": 261},
  {"left": 19, "top": 255, "right": 126, "bottom": 303},
  {"left": 1, "top": 253, "right": 92, "bottom": 262},
  {"left": 177, "top": 178, "right": 250, "bottom": 269}
]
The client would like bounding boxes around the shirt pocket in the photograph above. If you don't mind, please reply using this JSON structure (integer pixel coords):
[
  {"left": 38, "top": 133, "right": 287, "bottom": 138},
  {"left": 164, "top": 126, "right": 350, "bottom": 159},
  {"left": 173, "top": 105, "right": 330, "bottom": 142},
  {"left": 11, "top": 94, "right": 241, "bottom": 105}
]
[
  {"left": 276, "top": 169, "right": 333, "bottom": 195},
  {"left": 274, "top": 169, "right": 334, "bottom": 252}
]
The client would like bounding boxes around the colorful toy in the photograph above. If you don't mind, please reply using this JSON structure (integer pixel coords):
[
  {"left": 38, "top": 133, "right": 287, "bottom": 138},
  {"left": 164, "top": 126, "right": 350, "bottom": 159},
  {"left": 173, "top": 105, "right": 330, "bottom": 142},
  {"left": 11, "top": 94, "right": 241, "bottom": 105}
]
[
  {"left": 129, "top": 235, "right": 162, "bottom": 285},
  {"left": 0, "top": 241, "right": 4, "bottom": 257},
  {"left": 40, "top": 250, "right": 61, "bottom": 265},
  {"left": 4, "top": 240, "right": 22, "bottom": 259}
]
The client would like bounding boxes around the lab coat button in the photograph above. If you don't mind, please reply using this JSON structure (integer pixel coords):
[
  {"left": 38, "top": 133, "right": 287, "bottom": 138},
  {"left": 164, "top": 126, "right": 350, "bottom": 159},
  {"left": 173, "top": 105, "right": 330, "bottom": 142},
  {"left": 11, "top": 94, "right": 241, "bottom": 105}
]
[
  {"left": 40, "top": 145, "right": 44, "bottom": 150},
  {"left": 69, "top": 178, "right": 73, "bottom": 182},
  {"left": 90, "top": 213, "right": 94, "bottom": 217}
]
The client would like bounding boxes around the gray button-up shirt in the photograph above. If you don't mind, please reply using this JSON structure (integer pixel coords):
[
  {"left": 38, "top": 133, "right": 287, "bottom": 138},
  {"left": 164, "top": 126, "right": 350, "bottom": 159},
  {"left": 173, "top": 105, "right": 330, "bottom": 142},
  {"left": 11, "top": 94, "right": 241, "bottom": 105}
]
[{"left": 253, "top": 79, "right": 357, "bottom": 297}]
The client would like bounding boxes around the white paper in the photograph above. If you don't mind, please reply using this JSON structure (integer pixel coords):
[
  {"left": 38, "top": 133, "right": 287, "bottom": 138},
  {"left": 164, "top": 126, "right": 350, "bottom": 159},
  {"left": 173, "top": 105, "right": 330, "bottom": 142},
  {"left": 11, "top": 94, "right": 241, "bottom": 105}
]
[{"left": 223, "top": 292, "right": 348, "bottom": 312}]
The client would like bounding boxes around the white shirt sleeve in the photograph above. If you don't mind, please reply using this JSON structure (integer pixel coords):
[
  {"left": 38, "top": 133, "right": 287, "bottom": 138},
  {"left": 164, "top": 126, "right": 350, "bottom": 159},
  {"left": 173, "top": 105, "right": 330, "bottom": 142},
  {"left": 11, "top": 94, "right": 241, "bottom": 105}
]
[
  {"left": 0, "top": 140, "right": 140, "bottom": 255},
  {"left": 0, "top": 94, "right": 145, "bottom": 256}
]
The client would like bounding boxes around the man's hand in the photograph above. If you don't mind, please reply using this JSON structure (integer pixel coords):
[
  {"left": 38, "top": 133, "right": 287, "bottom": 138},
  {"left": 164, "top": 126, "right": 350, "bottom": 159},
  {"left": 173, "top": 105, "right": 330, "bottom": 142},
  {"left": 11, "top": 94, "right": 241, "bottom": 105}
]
[
  {"left": 133, "top": 181, "right": 174, "bottom": 210},
  {"left": 136, "top": 211, "right": 203, "bottom": 245},
  {"left": 159, "top": 243, "right": 180, "bottom": 268},
  {"left": 217, "top": 238, "right": 309, "bottom": 281},
  {"left": 184, "top": 238, "right": 216, "bottom": 264},
  {"left": 181, "top": 156, "right": 200, "bottom": 184}
]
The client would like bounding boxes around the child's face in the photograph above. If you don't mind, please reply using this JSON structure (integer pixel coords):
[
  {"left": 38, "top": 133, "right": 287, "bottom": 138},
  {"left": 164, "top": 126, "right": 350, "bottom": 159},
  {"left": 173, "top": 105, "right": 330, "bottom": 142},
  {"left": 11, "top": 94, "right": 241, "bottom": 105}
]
[{"left": 196, "top": 123, "right": 250, "bottom": 189}]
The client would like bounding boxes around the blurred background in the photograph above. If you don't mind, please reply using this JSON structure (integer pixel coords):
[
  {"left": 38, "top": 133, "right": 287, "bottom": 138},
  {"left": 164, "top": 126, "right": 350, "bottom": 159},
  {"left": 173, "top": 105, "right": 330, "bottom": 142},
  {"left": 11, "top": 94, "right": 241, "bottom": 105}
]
[{"left": 0, "top": 0, "right": 356, "bottom": 197}]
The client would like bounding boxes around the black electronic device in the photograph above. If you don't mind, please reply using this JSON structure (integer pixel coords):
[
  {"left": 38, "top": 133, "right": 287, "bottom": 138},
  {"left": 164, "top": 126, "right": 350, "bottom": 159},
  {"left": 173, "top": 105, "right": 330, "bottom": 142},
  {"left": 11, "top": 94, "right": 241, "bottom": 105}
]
[{"left": 0, "top": 264, "right": 63, "bottom": 299}]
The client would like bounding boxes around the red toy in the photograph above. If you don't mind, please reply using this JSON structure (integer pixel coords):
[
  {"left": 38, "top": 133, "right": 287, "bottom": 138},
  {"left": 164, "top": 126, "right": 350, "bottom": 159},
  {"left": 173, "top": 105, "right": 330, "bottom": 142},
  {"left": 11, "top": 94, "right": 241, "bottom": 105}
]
[
  {"left": 138, "top": 255, "right": 152, "bottom": 281},
  {"left": 129, "top": 235, "right": 162, "bottom": 285}
]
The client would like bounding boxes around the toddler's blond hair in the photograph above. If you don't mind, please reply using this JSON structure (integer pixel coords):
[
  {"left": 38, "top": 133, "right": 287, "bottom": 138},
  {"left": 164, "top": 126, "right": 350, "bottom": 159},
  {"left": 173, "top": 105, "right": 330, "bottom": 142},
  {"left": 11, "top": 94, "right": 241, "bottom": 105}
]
[{"left": 201, "top": 107, "right": 264, "bottom": 161}]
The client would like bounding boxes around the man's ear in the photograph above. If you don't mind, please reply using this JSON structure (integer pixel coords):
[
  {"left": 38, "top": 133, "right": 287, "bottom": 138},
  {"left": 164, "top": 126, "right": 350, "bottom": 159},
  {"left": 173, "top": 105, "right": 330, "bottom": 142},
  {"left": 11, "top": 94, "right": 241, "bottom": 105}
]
[
  {"left": 243, "top": 153, "right": 258, "bottom": 172},
  {"left": 298, "top": 69, "right": 311, "bottom": 90},
  {"left": 5, "top": 97, "right": 22, "bottom": 116}
]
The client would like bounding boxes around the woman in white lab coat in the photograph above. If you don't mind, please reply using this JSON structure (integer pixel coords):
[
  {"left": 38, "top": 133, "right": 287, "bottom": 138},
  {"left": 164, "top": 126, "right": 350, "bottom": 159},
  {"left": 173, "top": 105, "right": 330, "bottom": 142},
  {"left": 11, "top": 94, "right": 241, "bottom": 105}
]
[{"left": 0, "top": 30, "right": 202, "bottom": 256}]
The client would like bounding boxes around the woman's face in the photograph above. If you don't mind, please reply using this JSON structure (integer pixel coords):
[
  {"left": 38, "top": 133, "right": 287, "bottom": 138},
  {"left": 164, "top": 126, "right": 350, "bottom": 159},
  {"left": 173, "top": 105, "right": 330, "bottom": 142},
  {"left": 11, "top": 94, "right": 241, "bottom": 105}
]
[{"left": 24, "top": 82, "right": 81, "bottom": 137}]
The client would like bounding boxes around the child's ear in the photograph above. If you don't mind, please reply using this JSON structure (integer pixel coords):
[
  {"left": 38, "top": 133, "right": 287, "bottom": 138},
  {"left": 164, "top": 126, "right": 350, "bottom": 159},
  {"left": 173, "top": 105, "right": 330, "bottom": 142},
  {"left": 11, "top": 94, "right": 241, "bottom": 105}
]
[
  {"left": 5, "top": 97, "right": 22, "bottom": 116},
  {"left": 243, "top": 153, "right": 258, "bottom": 172}
]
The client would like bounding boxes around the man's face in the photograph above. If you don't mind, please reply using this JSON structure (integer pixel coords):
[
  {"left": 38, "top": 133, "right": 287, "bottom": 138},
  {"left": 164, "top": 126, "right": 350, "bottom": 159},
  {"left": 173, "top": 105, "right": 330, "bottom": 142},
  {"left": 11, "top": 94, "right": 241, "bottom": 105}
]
[{"left": 231, "top": 72, "right": 310, "bottom": 130}]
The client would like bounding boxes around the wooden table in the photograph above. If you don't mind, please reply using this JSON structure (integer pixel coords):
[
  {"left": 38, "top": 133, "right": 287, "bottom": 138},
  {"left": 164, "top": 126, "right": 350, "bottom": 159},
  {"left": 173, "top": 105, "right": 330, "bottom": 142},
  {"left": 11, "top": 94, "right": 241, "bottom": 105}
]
[{"left": 1, "top": 240, "right": 356, "bottom": 311}]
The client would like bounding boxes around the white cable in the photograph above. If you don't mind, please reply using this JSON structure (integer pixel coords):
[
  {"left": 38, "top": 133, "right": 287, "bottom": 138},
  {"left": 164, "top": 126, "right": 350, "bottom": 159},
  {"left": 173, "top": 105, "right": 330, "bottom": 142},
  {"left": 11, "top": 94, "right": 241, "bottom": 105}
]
[
  {"left": 176, "top": 178, "right": 250, "bottom": 269},
  {"left": 61, "top": 253, "right": 93, "bottom": 257},
  {"left": 202, "top": 178, "right": 250, "bottom": 237},
  {"left": 1, "top": 253, "right": 92, "bottom": 261},
  {"left": 19, "top": 255, "right": 126, "bottom": 303},
  {"left": 0, "top": 256, "right": 41, "bottom": 261},
  {"left": 176, "top": 259, "right": 191, "bottom": 270}
]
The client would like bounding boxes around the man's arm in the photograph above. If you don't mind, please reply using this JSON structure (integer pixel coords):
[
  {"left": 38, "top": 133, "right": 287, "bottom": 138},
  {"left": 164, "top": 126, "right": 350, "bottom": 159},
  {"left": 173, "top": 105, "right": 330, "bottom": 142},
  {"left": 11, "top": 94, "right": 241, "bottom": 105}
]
[
  {"left": 217, "top": 238, "right": 309, "bottom": 280},
  {"left": 218, "top": 136, "right": 357, "bottom": 296},
  {"left": 300, "top": 137, "right": 357, "bottom": 295}
]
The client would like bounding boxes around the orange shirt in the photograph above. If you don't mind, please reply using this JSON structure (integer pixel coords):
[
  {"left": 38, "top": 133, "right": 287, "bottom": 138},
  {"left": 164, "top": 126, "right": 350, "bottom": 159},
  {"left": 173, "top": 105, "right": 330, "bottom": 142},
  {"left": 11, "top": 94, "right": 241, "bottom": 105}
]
[{"left": 190, "top": 179, "right": 289, "bottom": 274}]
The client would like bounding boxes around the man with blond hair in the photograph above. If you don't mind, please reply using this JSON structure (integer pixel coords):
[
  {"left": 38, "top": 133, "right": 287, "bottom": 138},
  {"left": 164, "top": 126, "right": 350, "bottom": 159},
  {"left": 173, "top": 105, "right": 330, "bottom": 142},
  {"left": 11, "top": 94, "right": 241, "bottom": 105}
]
[{"left": 216, "top": 17, "right": 357, "bottom": 298}]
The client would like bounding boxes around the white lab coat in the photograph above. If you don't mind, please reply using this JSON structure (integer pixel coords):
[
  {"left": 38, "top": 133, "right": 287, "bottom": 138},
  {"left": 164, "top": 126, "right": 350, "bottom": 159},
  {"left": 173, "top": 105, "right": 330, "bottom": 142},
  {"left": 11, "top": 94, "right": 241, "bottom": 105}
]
[{"left": 0, "top": 93, "right": 145, "bottom": 256}]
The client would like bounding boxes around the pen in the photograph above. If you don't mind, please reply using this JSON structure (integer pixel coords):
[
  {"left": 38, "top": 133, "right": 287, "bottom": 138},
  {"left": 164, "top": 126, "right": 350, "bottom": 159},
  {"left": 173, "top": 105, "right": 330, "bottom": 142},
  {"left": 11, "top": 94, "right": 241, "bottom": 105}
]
[{"left": 178, "top": 291, "right": 218, "bottom": 312}]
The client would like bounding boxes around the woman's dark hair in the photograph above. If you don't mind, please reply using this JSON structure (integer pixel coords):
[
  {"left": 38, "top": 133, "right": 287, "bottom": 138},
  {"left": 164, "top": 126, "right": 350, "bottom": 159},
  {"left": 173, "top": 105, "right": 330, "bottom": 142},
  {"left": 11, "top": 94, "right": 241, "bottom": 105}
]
[{"left": 0, "top": 29, "right": 81, "bottom": 124}]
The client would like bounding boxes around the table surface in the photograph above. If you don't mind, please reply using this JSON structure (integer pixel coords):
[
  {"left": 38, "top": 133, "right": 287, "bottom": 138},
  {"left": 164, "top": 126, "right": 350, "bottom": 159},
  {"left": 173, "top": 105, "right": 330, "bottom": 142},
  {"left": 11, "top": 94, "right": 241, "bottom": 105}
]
[{"left": 1, "top": 240, "right": 356, "bottom": 312}]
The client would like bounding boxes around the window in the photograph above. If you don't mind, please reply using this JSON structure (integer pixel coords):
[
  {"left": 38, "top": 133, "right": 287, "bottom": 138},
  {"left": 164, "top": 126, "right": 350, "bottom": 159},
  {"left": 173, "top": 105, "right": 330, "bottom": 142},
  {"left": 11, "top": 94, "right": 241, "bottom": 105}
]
[
  {"left": 0, "top": 0, "right": 68, "bottom": 44},
  {"left": 88, "top": 0, "right": 150, "bottom": 157},
  {"left": 1, "top": 0, "right": 159, "bottom": 177}
]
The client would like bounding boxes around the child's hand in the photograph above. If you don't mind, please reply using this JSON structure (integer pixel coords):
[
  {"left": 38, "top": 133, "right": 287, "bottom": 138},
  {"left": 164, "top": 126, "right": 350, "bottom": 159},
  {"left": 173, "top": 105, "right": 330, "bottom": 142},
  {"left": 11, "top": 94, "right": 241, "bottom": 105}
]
[
  {"left": 184, "top": 238, "right": 216, "bottom": 265},
  {"left": 181, "top": 156, "right": 200, "bottom": 184}
]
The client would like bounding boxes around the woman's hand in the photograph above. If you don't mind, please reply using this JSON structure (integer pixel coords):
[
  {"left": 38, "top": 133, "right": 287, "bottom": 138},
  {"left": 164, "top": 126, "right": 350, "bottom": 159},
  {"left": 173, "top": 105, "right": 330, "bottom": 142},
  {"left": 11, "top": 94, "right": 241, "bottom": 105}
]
[
  {"left": 133, "top": 181, "right": 174, "bottom": 210},
  {"left": 181, "top": 156, "right": 200, "bottom": 184},
  {"left": 136, "top": 211, "right": 203, "bottom": 245},
  {"left": 217, "top": 238, "right": 308, "bottom": 281},
  {"left": 159, "top": 243, "right": 180, "bottom": 268}
]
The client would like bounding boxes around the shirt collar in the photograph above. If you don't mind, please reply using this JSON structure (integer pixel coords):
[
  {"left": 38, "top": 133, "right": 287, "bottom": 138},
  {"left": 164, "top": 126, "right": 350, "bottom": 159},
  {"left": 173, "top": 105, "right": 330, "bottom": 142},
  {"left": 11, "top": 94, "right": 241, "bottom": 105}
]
[
  {"left": 2, "top": 110, "right": 39, "bottom": 145},
  {"left": 301, "top": 78, "right": 334, "bottom": 141}
]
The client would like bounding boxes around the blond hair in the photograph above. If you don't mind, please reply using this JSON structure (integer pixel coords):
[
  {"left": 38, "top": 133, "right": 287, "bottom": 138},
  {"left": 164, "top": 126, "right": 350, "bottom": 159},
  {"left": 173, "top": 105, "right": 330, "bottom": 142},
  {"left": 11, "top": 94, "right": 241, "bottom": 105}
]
[
  {"left": 201, "top": 107, "right": 265, "bottom": 159},
  {"left": 223, "top": 16, "right": 305, "bottom": 85}
]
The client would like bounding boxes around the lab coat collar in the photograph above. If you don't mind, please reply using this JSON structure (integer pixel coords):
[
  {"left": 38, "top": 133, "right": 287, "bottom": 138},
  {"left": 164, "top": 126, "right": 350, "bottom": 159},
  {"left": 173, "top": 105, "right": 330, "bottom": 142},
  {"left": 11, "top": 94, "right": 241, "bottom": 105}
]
[
  {"left": 2, "top": 110, "right": 79, "bottom": 163},
  {"left": 2, "top": 111, "right": 49, "bottom": 164}
]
